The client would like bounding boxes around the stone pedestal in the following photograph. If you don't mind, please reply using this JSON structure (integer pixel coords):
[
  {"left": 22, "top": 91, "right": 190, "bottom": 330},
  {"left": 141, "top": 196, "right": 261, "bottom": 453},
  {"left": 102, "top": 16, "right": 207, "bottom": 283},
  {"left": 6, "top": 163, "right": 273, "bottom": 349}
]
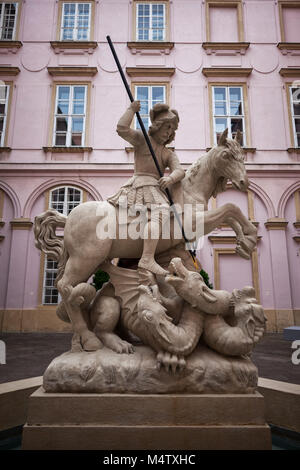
[{"left": 22, "top": 387, "right": 271, "bottom": 450}]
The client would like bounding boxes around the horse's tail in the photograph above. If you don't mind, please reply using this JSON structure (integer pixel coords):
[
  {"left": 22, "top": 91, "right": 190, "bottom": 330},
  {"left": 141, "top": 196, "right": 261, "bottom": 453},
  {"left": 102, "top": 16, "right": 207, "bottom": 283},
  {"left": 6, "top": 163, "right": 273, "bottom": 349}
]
[{"left": 34, "top": 209, "right": 69, "bottom": 286}]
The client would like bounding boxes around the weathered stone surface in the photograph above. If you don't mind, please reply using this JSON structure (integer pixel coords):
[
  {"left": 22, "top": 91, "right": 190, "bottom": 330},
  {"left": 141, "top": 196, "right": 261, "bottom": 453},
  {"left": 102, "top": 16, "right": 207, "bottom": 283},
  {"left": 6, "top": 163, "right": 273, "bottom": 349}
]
[{"left": 43, "top": 344, "right": 258, "bottom": 394}]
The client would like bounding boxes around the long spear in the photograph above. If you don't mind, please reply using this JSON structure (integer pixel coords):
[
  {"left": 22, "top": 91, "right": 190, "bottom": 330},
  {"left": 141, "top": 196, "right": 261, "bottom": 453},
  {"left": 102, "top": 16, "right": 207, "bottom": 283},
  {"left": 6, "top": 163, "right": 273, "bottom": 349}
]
[{"left": 106, "top": 35, "right": 198, "bottom": 268}]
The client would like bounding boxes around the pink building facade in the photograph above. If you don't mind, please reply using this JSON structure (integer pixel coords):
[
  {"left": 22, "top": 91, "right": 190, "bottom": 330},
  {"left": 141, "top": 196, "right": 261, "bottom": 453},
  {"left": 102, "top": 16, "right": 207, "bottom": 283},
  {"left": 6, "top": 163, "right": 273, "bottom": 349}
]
[{"left": 0, "top": 0, "right": 299, "bottom": 333}]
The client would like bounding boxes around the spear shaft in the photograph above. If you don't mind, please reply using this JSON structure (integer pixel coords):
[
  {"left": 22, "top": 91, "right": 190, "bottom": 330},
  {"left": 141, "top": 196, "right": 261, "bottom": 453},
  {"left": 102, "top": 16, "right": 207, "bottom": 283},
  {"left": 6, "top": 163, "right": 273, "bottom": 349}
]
[{"left": 106, "top": 35, "right": 197, "bottom": 265}]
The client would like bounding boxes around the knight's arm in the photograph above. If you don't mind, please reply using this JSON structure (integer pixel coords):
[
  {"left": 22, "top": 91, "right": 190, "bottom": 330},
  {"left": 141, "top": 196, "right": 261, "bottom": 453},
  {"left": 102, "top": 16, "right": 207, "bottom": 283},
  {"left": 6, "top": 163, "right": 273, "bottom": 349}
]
[
  {"left": 167, "top": 151, "right": 185, "bottom": 183},
  {"left": 116, "top": 103, "right": 144, "bottom": 147}
]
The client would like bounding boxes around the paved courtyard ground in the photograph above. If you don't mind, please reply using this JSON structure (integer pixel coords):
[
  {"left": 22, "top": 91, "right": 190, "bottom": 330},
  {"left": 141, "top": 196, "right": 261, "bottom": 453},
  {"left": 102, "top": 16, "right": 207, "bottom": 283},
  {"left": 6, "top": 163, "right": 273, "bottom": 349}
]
[{"left": 0, "top": 332, "right": 299, "bottom": 384}]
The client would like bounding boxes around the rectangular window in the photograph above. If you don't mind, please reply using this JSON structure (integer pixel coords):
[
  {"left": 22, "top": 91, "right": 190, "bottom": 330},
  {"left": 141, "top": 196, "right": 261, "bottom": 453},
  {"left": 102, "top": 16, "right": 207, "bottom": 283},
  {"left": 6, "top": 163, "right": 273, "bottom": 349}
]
[
  {"left": 42, "top": 258, "right": 59, "bottom": 305},
  {"left": 0, "top": 84, "right": 9, "bottom": 147},
  {"left": 0, "top": 2, "right": 18, "bottom": 40},
  {"left": 206, "top": 1, "right": 244, "bottom": 42},
  {"left": 53, "top": 85, "right": 87, "bottom": 147},
  {"left": 134, "top": 84, "right": 166, "bottom": 130},
  {"left": 289, "top": 86, "right": 300, "bottom": 147},
  {"left": 136, "top": 3, "right": 166, "bottom": 41},
  {"left": 212, "top": 85, "right": 246, "bottom": 146},
  {"left": 60, "top": 2, "right": 91, "bottom": 41},
  {"left": 279, "top": 2, "right": 300, "bottom": 42}
]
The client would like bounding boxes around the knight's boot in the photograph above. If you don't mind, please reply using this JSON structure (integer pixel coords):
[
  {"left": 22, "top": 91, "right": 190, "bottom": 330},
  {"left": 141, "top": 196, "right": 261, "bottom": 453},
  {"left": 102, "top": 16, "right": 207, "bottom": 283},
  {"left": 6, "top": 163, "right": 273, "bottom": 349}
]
[{"left": 138, "top": 220, "right": 168, "bottom": 276}]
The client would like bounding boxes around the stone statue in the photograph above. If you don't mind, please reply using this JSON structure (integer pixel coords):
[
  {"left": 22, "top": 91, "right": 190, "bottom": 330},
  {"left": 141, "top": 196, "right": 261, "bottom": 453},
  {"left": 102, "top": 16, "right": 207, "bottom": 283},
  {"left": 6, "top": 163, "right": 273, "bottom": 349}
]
[{"left": 33, "top": 103, "right": 264, "bottom": 394}]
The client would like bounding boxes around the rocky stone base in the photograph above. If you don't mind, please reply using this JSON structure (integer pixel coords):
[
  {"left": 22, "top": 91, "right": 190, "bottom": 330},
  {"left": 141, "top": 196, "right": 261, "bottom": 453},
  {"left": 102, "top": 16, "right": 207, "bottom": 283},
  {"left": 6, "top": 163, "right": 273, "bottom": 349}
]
[{"left": 43, "top": 344, "right": 258, "bottom": 394}]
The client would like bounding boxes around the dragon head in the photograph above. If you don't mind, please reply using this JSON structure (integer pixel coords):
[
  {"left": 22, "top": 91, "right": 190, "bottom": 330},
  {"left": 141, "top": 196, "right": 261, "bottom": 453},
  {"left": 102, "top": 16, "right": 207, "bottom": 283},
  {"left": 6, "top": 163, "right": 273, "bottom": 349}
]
[
  {"left": 231, "top": 286, "right": 267, "bottom": 342},
  {"left": 166, "top": 258, "right": 231, "bottom": 314}
]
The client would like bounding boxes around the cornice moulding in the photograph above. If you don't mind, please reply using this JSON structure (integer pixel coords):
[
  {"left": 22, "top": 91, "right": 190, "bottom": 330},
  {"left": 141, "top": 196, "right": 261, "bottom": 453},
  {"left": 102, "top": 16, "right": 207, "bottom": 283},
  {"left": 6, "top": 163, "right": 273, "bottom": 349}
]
[
  {"left": 126, "top": 67, "right": 175, "bottom": 77},
  {"left": 10, "top": 218, "right": 33, "bottom": 230},
  {"left": 47, "top": 66, "right": 98, "bottom": 77},
  {"left": 50, "top": 41, "right": 98, "bottom": 50},
  {"left": 202, "top": 42, "right": 250, "bottom": 51},
  {"left": 0, "top": 40, "right": 22, "bottom": 49},
  {"left": 202, "top": 67, "right": 252, "bottom": 77},
  {"left": 277, "top": 42, "right": 300, "bottom": 51},
  {"left": 279, "top": 67, "right": 300, "bottom": 77},
  {"left": 127, "top": 41, "right": 174, "bottom": 51},
  {"left": 0, "top": 66, "right": 20, "bottom": 75},
  {"left": 265, "top": 218, "right": 288, "bottom": 230},
  {"left": 43, "top": 147, "right": 93, "bottom": 153}
]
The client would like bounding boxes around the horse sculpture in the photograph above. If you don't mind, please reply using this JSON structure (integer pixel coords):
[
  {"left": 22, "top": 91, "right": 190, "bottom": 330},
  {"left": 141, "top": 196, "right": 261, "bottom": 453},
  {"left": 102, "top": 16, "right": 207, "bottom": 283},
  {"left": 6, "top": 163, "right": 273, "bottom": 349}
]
[{"left": 34, "top": 128, "right": 257, "bottom": 352}]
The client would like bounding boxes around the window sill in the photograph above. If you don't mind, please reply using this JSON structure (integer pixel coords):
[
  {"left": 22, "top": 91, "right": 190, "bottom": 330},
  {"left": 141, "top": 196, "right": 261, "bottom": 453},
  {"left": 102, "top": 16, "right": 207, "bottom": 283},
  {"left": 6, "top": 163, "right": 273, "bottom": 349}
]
[
  {"left": 277, "top": 42, "right": 300, "bottom": 52},
  {"left": 127, "top": 41, "right": 174, "bottom": 53},
  {"left": 293, "top": 222, "right": 300, "bottom": 229},
  {"left": 0, "top": 40, "right": 22, "bottom": 52},
  {"left": 202, "top": 67, "right": 252, "bottom": 77},
  {"left": 50, "top": 41, "right": 98, "bottom": 53},
  {"left": 0, "top": 220, "right": 5, "bottom": 228},
  {"left": 43, "top": 146, "right": 93, "bottom": 153},
  {"left": 0, "top": 147, "right": 12, "bottom": 152},
  {"left": 202, "top": 42, "right": 250, "bottom": 54},
  {"left": 0, "top": 235, "right": 4, "bottom": 242},
  {"left": 0, "top": 66, "right": 20, "bottom": 76},
  {"left": 287, "top": 147, "right": 300, "bottom": 154},
  {"left": 279, "top": 68, "right": 300, "bottom": 77}
]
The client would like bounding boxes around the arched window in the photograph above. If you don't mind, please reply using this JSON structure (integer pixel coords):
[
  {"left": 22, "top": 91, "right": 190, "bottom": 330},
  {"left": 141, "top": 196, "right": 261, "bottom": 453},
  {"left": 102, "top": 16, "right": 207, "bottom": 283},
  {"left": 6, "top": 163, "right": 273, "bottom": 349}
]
[
  {"left": 42, "top": 185, "right": 83, "bottom": 305},
  {"left": 49, "top": 186, "right": 82, "bottom": 215}
]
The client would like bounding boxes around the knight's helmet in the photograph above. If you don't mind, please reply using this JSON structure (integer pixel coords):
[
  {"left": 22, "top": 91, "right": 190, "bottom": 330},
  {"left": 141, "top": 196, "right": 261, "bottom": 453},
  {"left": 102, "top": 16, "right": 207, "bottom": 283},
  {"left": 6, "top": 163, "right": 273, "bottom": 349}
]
[{"left": 148, "top": 103, "right": 179, "bottom": 143}]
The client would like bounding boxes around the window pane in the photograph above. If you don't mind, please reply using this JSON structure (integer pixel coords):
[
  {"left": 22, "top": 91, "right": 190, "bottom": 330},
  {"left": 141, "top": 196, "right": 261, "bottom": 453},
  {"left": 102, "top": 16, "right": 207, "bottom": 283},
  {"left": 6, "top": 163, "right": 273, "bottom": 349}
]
[
  {"left": 291, "top": 87, "right": 300, "bottom": 102},
  {"left": 57, "top": 103, "right": 69, "bottom": 115},
  {"left": 77, "top": 29, "right": 88, "bottom": 40},
  {"left": 0, "top": 117, "right": 3, "bottom": 132},
  {"left": 72, "top": 117, "right": 83, "bottom": 132},
  {"left": 215, "top": 118, "right": 227, "bottom": 132},
  {"left": 295, "top": 118, "right": 300, "bottom": 133},
  {"left": 136, "top": 87, "right": 148, "bottom": 101},
  {"left": 152, "top": 86, "right": 164, "bottom": 103},
  {"left": 58, "top": 87, "right": 70, "bottom": 100},
  {"left": 229, "top": 88, "right": 241, "bottom": 101},
  {"left": 297, "top": 134, "right": 300, "bottom": 147},
  {"left": 0, "top": 103, "right": 5, "bottom": 115},
  {"left": 0, "top": 85, "right": 7, "bottom": 100},
  {"left": 214, "top": 87, "right": 226, "bottom": 101},
  {"left": 231, "top": 118, "right": 243, "bottom": 133},
  {"left": 293, "top": 103, "right": 300, "bottom": 116},
  {"left": 230, "top": 102, "right": 243, "bottom": 116},
  {"left": 214, "top": 102, "right": 227, "bottom": 115},
  {"left": 56, "top": 117, "right": 68, "bottom": 132},
  {"left": 64, "top": 3, "right": 76, "bottom": 14},
  {"left": 136, "top": 116, "right": 149, "bottom": 131},
  {"left": 55, "top": 134, "right": 67, "bottom": 146},
  {"left": 73, "top": 86, "right": 85, "bottom": 100},
  {"left": 73, "top": 102, "right": 84, "bottom": 114}
]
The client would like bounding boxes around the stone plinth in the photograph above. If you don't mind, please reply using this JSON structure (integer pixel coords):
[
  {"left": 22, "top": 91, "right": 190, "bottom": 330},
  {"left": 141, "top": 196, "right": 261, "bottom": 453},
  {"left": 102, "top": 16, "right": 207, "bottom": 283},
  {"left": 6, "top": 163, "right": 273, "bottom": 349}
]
[
  {"left": 22, "top": 387, "right": 271, "bottom": 450},
  {"left": 42, "top": 344, "right": 258, "bottom": 394}
]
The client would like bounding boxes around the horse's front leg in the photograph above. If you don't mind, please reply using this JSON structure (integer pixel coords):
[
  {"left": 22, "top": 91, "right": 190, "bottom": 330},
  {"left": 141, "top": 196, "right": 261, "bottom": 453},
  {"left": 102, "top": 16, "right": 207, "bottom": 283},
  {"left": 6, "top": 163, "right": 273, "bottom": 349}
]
[{"left": 202, "top": 204, "right": 257, "bottom": 259}]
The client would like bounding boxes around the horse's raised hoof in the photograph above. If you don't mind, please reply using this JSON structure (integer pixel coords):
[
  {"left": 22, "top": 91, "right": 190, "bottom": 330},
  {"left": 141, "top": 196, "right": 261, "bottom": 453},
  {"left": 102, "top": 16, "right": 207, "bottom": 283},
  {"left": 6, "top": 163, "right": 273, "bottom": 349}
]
[
  {"left": 138, "top": 258, "right": 168, "bottom": 276},
  {"left": 240, "top": 234, "right": 257, "bottom": 254},
  {"left": 81, "top": 331, "right": 103, "bottom": 351},
  {"left": 236, "top": 244, "right": 250, "bottom": 260}
]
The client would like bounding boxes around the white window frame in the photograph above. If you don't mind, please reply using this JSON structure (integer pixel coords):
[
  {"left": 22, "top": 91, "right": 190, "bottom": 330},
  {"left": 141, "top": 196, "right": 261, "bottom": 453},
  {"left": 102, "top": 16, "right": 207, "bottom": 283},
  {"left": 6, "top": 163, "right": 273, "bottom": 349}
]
[
  {"left": 60, "top": 2, "right": 92, "bottom": 41},
  {"left": 42, "top": 258, "right": 60, "bottom": 305},
  {"left": 212, "top": 85, "right": 247, "bottom": 146},
  {"left": 0, "top": 2, "right": 18, "bottom": 40},
  {"left": 136, "top": 2, "right": 166, "bottom": 41},
  {"left": 53, "top": 85, "right": 87, "bottom": 147},
  {"left": 289, "top": 85, "right": 300, "bottom": 148},
  {"left": 0, "top": 84, "right": 9, "bottom": 147},
  {"left": 49, "top": 186, "right": 83, "bottom": 215},
  {"left": 134, "top": 84, "right": 166, "bottom": 130},
  {"left": 42, "top": 186, "right": 83, "bottom": 305}
]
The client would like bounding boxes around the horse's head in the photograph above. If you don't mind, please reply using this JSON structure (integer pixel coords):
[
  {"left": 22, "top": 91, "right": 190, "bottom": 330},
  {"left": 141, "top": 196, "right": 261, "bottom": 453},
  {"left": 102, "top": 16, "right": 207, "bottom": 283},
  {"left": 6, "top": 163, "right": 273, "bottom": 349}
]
[{"left": 212, "top": 128, "right": 248, "bottom": 195}]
